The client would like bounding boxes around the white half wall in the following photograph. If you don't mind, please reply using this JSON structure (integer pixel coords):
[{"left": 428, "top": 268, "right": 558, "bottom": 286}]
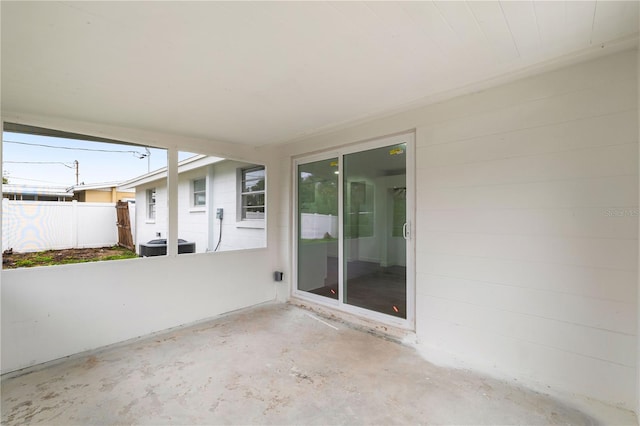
[
  {"left": 279, "top": 49, "right": 639, "bottom": 411},
  {"left": 1, "top": 249, "right": 275, "bottom": 373}
]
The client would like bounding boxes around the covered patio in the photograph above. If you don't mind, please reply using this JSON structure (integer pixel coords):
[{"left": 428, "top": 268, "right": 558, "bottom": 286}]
[{"left": 1, "top": 2, "right": 639, "bottom": 424}]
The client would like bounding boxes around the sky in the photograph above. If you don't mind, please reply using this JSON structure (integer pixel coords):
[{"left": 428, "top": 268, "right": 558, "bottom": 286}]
[{"left": 2, "top": 132, "right": 195, "bottom": 187}]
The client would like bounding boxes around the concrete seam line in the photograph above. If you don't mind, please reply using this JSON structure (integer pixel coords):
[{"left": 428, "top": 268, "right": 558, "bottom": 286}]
[{"left": 305, "top": 313, "right": 339, "bottom": 330}]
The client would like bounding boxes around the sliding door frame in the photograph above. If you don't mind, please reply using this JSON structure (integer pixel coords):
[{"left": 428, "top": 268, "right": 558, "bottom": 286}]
[{"left": 292, "top": 131, "right": 416, "bottom": 330}]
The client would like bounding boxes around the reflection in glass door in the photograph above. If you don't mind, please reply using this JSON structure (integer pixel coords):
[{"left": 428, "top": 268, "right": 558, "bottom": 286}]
[
  {"left": 297, "top": 158, "right": 339, "bottom": 299},
  {"left": 344, "top": 144, "right": 407, "bottom": 318}
]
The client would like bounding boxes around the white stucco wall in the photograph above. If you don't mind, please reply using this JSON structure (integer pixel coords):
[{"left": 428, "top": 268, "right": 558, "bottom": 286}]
[
  {"left": 279, "top": 49, "right": 639, "bottom": 410},
  {"left": 1, "top": 250, "right": 275, "bottom": 373}
]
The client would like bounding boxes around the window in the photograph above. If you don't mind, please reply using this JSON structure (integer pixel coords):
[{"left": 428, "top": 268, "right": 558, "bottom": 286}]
[
  {"left": 193, "top": 178, "right": 206, "bottom": 207},
  {"left": 147, "top": 188, "right": 156, "bottom": 221},
  {"left": 240, "top": 166, "right": 265, "bottom": 220},
  {"left": 2, "top": 123, "right": 168, "bottom": 267}
]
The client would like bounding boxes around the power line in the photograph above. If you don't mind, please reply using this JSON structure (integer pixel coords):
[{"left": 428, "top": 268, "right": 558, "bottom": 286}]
[
  {"left": 2, "top": 139, "right": 148, "bottom": 157},
  {"left": 4, "top": 161, "right": 76, "bottom": 168},
  {"left": 1, "top": 176, "right": 70, "bottom": 185}
]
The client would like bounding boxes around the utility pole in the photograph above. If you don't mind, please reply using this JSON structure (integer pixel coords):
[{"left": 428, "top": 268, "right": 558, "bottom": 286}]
[{"left": 74, "top": 160, "right": 79, "bottom": 185}]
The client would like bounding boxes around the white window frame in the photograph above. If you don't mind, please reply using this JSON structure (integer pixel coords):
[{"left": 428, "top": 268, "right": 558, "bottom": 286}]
[
  {"left": 146, "top": 188, "right": 156, "bottom": 222},
  {"left": 238, "top": 166, "right": 265, "bottom": 226},
  {"left": 192, "top": 177, "right": 206, "bottom": 208}
]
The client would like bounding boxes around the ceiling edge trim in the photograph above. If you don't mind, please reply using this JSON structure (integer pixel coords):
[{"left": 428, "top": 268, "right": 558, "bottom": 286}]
[{"left": 0, "top": 111, "right": 265, "bottom": 163}]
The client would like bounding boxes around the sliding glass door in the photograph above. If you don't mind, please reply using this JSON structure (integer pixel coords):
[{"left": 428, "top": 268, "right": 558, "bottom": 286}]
[
  {"left": 343, "top": 144, "right": 407, "bottom": 318},
  {"left": 295, "top": 133, "right": 413, "bottom": 328},
  {"left": 297, "top": 158, "right": 339, "bottom": 299}
]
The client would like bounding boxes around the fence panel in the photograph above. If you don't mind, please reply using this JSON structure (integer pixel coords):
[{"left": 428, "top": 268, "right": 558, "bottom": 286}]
[
  {"left": 300, "top": 213, "right": 338, "bottom": 239},
  {"left": 2, "top": 200, "right": 118, "bottom": 253},
  {"left": 115, "top": 201, "right": 134, "bottom": 250},
  {"left": 76, "top": 202, "right": 119, "bottom": 248}
]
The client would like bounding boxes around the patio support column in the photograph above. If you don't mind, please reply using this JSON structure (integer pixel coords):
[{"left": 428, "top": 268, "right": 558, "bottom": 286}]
[
  {"left": 636, "top": 40, "right": 640, "bottom": 420},
  {"left": 167, "top": 147, "right": 178, "bottom": 256}
]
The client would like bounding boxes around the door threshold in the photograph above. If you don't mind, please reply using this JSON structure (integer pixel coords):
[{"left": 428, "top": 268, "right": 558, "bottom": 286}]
[{"left": 289, "top": 296, "right": 416, "bottom": 344}]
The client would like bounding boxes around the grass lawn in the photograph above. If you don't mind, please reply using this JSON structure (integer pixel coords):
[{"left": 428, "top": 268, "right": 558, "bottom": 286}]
[{"left": 3, "top": 246, "right": 137, "bottom": 269}]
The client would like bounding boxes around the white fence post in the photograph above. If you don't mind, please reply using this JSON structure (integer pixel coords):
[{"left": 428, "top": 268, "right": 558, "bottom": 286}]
[{"left": 2, "top": 198, "right": 10, "bottom": 251}]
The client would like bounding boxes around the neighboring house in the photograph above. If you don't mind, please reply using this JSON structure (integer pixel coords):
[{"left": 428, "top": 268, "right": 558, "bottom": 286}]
[
  {"left": 2, "top": 183, "right": 74, "bottom": 201},
  {"left": 72, "top": 182, "right": 135, "bottom": 203},
  {"left": 121, "top": 155, "right": 265, "bottom": 254},
  {"left": 2, "top": 182, "right": 133, "bottom": 203}
]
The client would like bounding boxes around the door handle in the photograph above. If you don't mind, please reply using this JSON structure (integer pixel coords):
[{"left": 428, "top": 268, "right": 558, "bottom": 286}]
[{"left": 403, "top": 222, "right": 410, "bottom": 240}]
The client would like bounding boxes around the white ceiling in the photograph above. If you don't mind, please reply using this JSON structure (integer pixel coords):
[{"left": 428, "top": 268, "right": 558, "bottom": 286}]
[{"left": 2, "top": 1, "right": 638, "bottom": 146}]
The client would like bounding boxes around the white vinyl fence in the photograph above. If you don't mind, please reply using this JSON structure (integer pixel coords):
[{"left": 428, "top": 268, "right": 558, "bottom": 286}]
[
  {"left": 300, "top": 213, "right": 338, "bottom": 239},
  {"left": 2, "top": 199, "right": 124, "bottom": 253}
]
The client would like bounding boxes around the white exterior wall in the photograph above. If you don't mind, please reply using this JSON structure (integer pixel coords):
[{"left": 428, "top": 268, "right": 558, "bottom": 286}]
[
  {"left": 134, "top": 160, "right": 266, "bottom": 254},
  {"left": 135, "top": 180, "right": 168, "bottom": 248},
  {"left": 177, "top": 167, "right": 209, "bottom": 252},
  {"left": 279, "top": 50, "right": 638, "bottom": 410},
  {"left": 211, "top": 160, "right": 266, "bottom": 252}
]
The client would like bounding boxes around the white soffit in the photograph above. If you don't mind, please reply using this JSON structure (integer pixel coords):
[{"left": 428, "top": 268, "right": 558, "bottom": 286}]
[{"left": 1, "top": 1, "right": 638, "bottom": 146}]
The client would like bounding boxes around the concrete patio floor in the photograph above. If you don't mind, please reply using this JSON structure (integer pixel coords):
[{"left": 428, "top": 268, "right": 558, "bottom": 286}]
[{"left": 0, "top": 303, "right": 632, "bottom": 425}]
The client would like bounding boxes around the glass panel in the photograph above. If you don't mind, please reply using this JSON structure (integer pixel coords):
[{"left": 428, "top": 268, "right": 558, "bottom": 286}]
[
  {"left": 244, "top": 207, "right": 265, "bottom": 219},
  {"left": 194, "top": 192, "right": 206, "bottom": 206},
  {"left": 242, "top": 193, "right": 265, "bottom": 208},
  {"left": 391, "top": 188, "right": 406, "bottom": 237},
  {"left": 345, "top": 181, "right": 374, "bottom": 238},
  {"left": 344, "top": 144, "right": 407, "bottom": 318},
  {"left": 194, "top": 178, "right": 206, "bottom": 192},
  {"left": 242, "top": 168, "right": 265, "bottom": 192},
  {"left": 147, "top": 189, "right": 157, "bottom": 220},
  {"left": 297, "top": 158, "right": 339, "bottom": 299}
]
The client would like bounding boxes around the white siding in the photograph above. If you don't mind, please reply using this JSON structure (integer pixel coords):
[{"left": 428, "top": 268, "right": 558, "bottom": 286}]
[
  {"left": 210, "top": 160, "right": 266, "bottom": 252},
  {"left": 134, "top": 160, "right": 266, "bottom": 254},
  {"left": 279, "top": 49, "right": 638, "bottom": 409},
  {"left": 135, "top": 181, "right": 168, "bottom": 249},
  {"left": 177, "top": 167, "right": 209, "bottom": 252}
]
